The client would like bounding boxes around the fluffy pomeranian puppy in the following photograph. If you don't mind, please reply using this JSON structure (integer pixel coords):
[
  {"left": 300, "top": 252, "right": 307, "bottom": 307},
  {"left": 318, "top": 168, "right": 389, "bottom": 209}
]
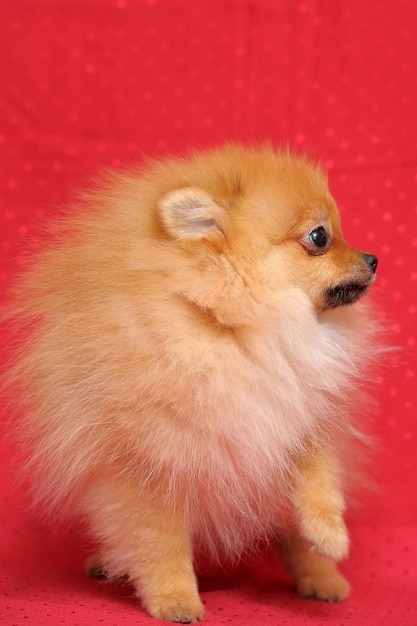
[{"left": 4, "top": 144, "right": 379, "bottom": 623}]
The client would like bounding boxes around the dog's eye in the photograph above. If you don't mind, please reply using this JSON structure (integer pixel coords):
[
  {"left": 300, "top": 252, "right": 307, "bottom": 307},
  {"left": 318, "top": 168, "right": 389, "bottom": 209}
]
[
  {"left": 309, "top": 226, "right": 328, "bottom": 249},
  {"left": 301, "top": 225, "right": 331, "bottom": 256}
]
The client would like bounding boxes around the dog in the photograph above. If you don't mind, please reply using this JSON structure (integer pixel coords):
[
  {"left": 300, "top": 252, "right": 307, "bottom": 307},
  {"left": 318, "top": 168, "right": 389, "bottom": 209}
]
[{"left": 4, "top": 144, "right": 379, "bottom": 622}]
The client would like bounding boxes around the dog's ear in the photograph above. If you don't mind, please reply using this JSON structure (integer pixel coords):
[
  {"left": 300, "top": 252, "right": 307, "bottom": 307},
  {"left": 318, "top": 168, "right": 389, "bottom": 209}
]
[{"left": 158, "top": 187, "right": 227, "bottom": 241}]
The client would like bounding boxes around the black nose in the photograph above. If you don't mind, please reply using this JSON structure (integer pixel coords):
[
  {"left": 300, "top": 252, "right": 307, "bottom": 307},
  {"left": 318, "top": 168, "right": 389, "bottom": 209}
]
[{"left": 363, "top": 253, "right": 378, "bottom": 273}]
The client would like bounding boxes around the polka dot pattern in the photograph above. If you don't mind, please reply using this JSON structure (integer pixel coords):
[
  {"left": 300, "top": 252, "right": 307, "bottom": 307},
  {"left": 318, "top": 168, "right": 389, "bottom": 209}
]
[{"left": 1, "top": 0, "right": 417, "bottom": 624}]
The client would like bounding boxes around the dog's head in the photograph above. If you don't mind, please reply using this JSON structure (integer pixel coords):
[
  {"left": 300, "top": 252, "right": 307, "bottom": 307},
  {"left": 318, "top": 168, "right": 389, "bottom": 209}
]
[{"left": 155, "top": 145, "right": 377, "bottom": 323}]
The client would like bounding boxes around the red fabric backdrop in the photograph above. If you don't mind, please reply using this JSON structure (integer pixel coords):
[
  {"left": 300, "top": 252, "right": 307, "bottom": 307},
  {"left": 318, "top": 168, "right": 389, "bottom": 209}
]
[{"left": 1, "top": 1, "right": 416, "bottom": 624}]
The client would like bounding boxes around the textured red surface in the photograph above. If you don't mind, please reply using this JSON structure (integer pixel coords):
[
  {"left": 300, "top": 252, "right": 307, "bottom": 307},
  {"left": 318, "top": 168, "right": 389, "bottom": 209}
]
[{"left": 1, "top": 1, "right": 416, "bottom": 624}]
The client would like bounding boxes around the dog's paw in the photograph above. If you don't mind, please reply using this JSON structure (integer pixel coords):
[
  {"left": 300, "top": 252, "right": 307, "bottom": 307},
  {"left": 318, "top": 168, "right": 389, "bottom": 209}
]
[
  {"left": 145, "top": 591, "right": 205, "bottom": 623},
  {"left": 85, "top": 554, "right": 129, "bottom": 581},
  {"left": 85, "top": 554, "right": 107, "bottom": 578},
  {"left": 297, "top": 569, "right": 351, "bottom": 603},
  {"left": 301, "top": 512, "right": 350, "bottom": 561}
]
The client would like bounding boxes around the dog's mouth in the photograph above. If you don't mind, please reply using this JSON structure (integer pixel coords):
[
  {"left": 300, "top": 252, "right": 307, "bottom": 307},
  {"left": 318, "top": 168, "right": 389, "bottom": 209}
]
[{"left": 325, "top": 280, "right": 371, "bottom": 308}]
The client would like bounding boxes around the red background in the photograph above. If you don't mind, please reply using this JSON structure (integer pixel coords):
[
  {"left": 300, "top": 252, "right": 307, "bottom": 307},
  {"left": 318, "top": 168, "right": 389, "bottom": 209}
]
[{"left": 1, "top": 1, "right": 416, "bottom": 624}]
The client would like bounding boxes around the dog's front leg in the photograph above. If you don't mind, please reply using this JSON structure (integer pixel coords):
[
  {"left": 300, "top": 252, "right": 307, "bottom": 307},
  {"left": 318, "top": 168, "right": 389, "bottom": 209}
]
[
  {"left": 83, "top": 476, "right": 204, "bottom": 623},
  {"left": 279, "top": 532, "right": 351, "bottom": 602},
  {"left": 292, "top": 445, "right": 349, "bottom": 561}
]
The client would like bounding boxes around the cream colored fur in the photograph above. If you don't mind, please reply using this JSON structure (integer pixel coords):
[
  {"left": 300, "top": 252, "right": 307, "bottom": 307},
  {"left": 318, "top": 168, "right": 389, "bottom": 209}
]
[{"left": 4, "top": 144, "right": 380, "bottom": 622}]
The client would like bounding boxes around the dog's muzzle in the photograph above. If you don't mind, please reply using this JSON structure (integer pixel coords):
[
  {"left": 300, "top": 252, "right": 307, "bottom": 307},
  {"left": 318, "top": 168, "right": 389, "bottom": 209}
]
[{"left": 325, "top": 252, "right": 378, "bottom": 308}]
